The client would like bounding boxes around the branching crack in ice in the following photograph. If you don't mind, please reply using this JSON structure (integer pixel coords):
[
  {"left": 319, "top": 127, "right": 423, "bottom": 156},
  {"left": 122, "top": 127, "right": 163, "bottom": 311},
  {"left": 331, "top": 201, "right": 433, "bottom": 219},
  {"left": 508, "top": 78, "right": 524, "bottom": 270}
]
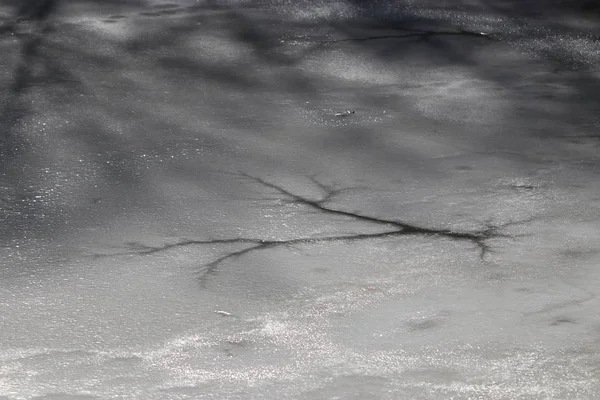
[{"left": 95, "top": 173, "right": 532, "bottom": 282}]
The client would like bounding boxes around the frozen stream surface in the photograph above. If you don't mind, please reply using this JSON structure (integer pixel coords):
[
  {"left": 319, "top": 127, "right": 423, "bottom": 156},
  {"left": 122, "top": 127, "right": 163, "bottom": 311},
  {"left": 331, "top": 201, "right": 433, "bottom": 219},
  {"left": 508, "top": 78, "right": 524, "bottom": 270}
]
[{"left": 0, "top": 0, "right": 599, "bottom": 398}]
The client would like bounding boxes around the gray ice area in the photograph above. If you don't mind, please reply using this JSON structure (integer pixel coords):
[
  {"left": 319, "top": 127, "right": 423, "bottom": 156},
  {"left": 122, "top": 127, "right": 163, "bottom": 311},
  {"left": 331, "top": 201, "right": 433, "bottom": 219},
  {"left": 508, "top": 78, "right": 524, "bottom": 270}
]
[{"left": 0, "top": 0, "right": 599, "bottom": 398}]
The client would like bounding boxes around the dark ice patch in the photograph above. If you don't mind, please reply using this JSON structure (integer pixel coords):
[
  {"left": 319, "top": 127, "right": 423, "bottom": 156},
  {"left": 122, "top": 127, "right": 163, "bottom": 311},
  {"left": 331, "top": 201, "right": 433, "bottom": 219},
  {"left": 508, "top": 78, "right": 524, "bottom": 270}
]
[
  {"left": 158, "top": 9, "right": 179, "bottom": 16},
  {"left": 406, "top": 318, "right": 439, "bottom": 332},
  {"left": 550, "top": 317, "right": 576, "bottom": 326}
]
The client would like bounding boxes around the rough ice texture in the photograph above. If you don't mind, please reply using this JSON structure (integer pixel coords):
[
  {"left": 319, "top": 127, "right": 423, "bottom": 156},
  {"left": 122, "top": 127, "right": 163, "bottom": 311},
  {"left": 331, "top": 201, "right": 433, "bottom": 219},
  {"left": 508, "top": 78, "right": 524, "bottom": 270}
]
[{"left": 0, "top": 0, "right": 599, "bottom": 399}]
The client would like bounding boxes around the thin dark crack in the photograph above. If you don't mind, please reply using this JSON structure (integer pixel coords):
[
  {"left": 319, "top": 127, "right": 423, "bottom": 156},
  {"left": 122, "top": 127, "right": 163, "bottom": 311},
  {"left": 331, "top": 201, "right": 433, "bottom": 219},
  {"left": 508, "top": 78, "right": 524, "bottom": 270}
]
[
  {"left": 95, "top": 174, "right": 532, "bottom": 283},
  {"left": 241, "top": 173, "right": 515, "bottom": 242},
  {"left": 202, "top": 243, "right": 270, "bottom": 281},
  {"left": 324, "top": 29, "right": 493, "bottom": 44},
  {"left": 197, "top": 231, "right": 411, "bottom": 284},
  {"left": 239, "top": 174, "right": 532, "bottom": 261},
  {"left": 523, "top": 293, "right": 596, "bottom": 316},
  {"left": 92, "top": 238, "right": 264, "bottom": 258},
  {"left": 307, "top": 174, "right": 366, "bottom": 203},
  {"left": 524, "top": 281, "right": 598, "bottom": 316},
  {"left": 241, "top": 173, "right": 401, "bottom": 229},
  {"left": 308, "top": 174, "right": 333, "bottom": 195}
]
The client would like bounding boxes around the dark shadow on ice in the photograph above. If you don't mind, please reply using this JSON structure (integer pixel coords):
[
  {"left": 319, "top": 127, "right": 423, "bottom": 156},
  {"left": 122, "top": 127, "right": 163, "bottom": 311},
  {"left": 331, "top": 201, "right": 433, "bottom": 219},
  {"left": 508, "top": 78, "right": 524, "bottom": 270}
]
[
  {"left": 0, "top": 0, "right": 61, "bottom": 162},
  {"left": 1, "top": 0, "right": 599, "bottom": 260},
  {"left": 0, "top": 0, "right": 152, "bottom": 241},
  {"left": 16, "top": 0, "right": 57, "bottom": 22}
]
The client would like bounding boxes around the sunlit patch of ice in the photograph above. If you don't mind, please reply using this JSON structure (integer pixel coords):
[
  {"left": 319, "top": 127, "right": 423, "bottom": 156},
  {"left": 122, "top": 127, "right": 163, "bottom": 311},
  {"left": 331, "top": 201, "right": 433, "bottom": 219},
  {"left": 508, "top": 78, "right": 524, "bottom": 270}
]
[
  {"left": 298, "top": 107, "right": 392, "bottom": 127},
  {"left": 302, "top": 50, "right": 401, "bottom": 85},
  {"left": 76, "top": 18, "right": 137, "bottom": 41},
  {"left": 122, "top": 270, "right": 599, "bottom": 398},
  {"left": 271, "top": 1, "right": 356, "bottom": 21},
  {"left": 515, "top": 34, "right": 600, "bottom": 70},
  {"left": 410, "top": 72, "right": 508, "bottom": 124},
  {"left": 185, "top": 34, "right": 255, "bottom": 65}
]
